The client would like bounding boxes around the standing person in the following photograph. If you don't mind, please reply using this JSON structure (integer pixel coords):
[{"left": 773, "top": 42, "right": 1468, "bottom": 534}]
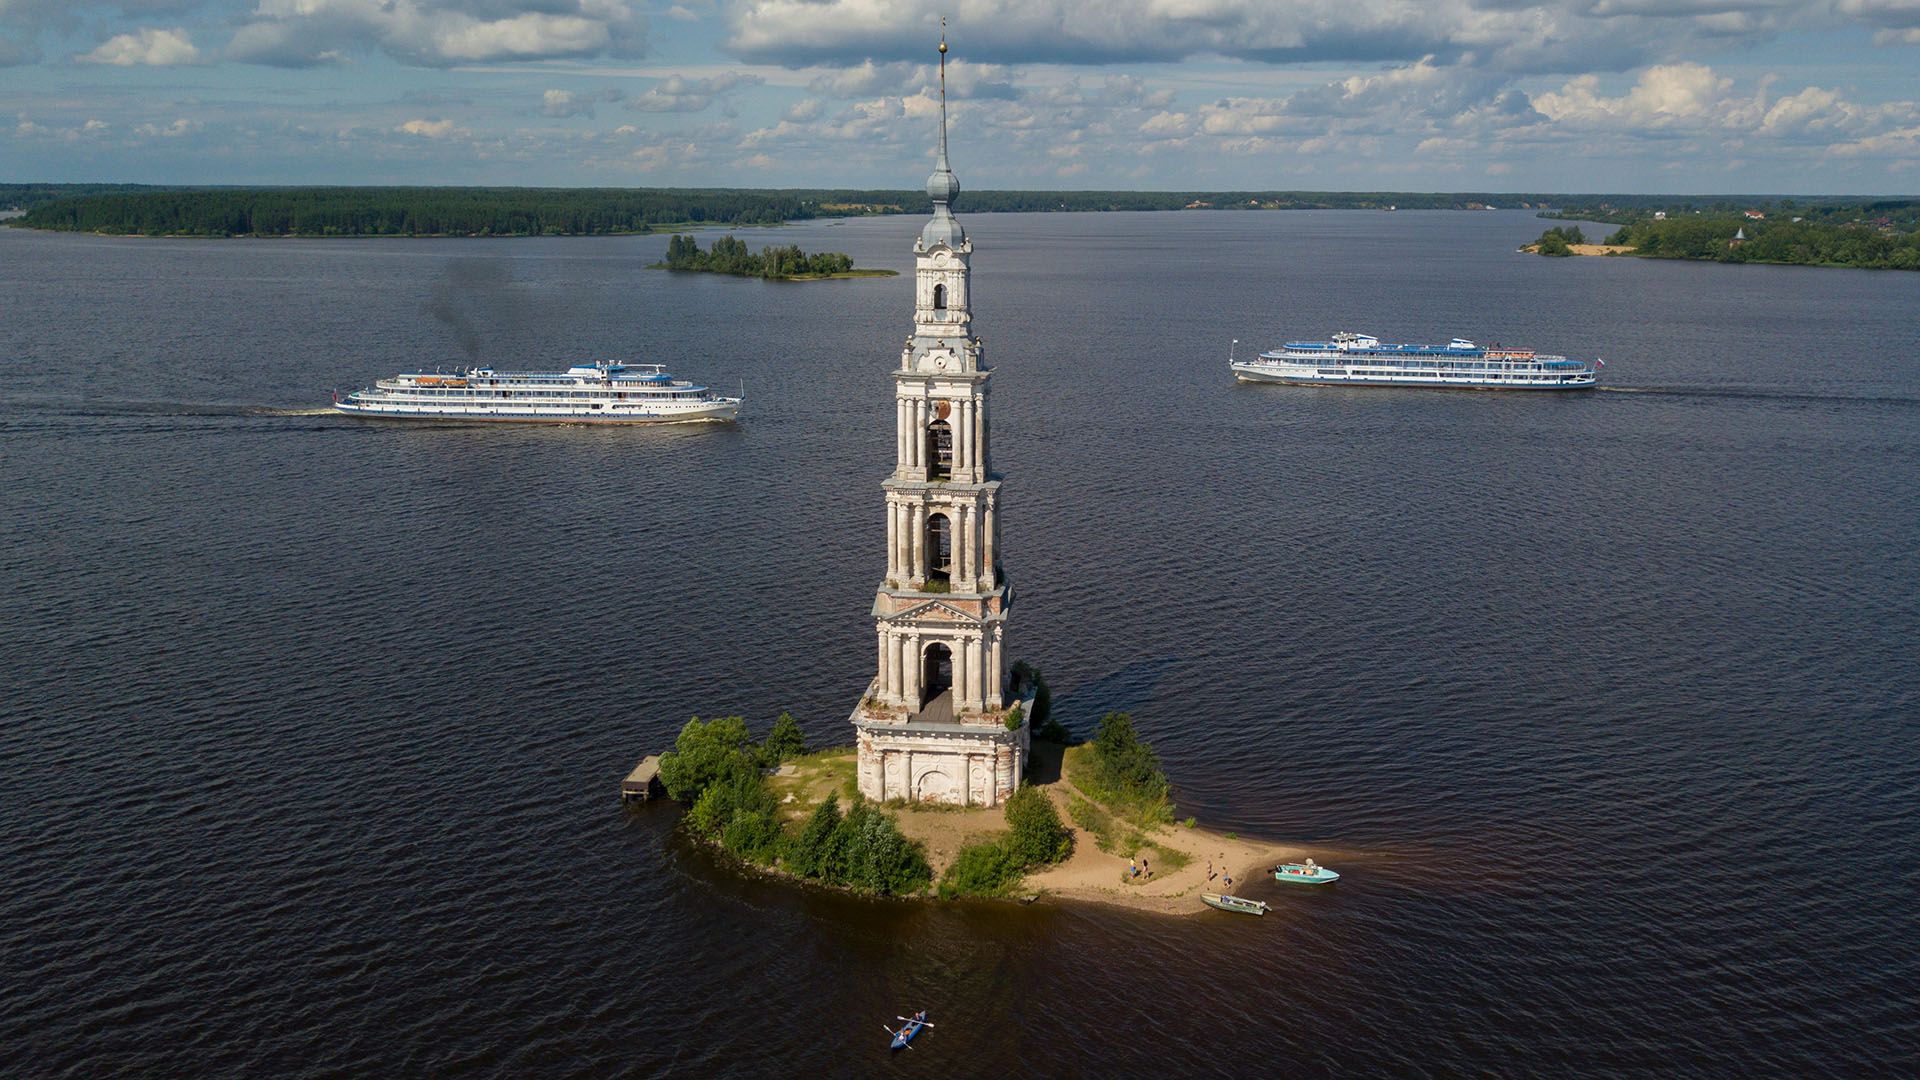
[
  {"left": 1223, "top": 867, "right": 1232, "bottom": 889},
  {"left": 1206, "top": 859, "right": 1213, "bottom": 881},
  {"left": 1129, "top": 857, "right": 1139, "bottom": 879},
  {"left": 1143, "top": 856, "right": 1151, "bottom": 880}
]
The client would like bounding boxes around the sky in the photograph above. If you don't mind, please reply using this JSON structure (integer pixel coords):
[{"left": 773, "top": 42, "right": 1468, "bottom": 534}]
[{"left": 3, "top": 1, "right": 1919, "bottom": 193}]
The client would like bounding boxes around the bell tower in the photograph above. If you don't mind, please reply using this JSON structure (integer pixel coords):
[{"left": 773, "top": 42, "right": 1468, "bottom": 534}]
[{"left": 851, "top": 27, "right": 1026, "bottom": 807}]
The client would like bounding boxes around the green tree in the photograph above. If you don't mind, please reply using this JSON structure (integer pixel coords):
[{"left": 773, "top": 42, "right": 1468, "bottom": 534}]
[
  {"left": 788, "top": 793, "right": 844, "bottom": 879},
  {"left": 836, "top": 802, "right": 931, "bottom": 895},
  {"left": 760, "top": 711, "right": 805, "bottom": 766},
  {"left": 1090, "top": 712, "right": 1171, "bottom": 807},
  {"left": 657, "top": 715, "right": 753, "bottom": 801},
  {"left": 1535, "top": 229, "right": 1573, "bottom": 256},
  {"left": 1003, "top": 785, "right": 1072, "bottom": 865}
]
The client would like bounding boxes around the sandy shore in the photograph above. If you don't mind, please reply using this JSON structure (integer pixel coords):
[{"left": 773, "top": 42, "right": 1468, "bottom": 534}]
[
  {"left": 773, "top": 745, "right": 1342, "bottom": 917},
  {"left": 1522, "top": 242, "right": 1636, "bottom": 256}
]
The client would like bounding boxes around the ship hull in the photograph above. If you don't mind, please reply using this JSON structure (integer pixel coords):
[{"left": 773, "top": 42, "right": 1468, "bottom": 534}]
[
  {"left": 1231, "top": 362, "right": 1595, "bottom": 390},
  {"left": 333, "top": 401, "right": 741, "bottom": 423}
]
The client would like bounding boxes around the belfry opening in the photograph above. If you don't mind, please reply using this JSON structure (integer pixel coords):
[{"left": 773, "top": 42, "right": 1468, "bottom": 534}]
[{"left": 926, "top": 419, "right": 952, "bottom": 480}]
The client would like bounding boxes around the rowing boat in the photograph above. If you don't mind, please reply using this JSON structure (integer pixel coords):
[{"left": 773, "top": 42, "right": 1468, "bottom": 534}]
[
  {"left": 890, "top": 1011, "right": 929, "bottom": 1050},
  {"left": 1201, "top": 892, "right": 1268, "bottom": 915}
]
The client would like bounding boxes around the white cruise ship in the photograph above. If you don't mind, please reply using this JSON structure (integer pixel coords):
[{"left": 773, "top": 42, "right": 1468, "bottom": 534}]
[
  {"left": 333, "top": 362, "right": 742, "bottom": 423},
  {"left": 1231, "top": 332, "right": 1598, "bottom": 390}
]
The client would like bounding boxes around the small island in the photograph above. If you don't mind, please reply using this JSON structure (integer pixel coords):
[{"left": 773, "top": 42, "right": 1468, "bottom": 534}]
[
  {"left": 645, "top": 686, "right": 1308, "bottom": 914},
  {"left": 650, "top": 234, "right": 897, "bottom": 280}
]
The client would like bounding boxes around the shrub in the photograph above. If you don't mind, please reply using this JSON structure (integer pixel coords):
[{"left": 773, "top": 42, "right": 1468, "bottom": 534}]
[
  {"left": 722, "top": 809, "right": 786, "bottom": 865},
  {"left": 1004, "top": 786, "right": 1072, "bottom": 866},
  {"left": 760, "top": 711, "right": 805, "bottom": 766},
  {"left": 787, "top": 794, "right": 845, "bottom": 879},
  {"left": 1004, "top": 704, "right": 1024, "bottom": 730},
  {"left": 835, "top": 802, "right": 931, "bottom": 896},
  {"left": 939, "top": 840, "right": 1025, "bottom": 898},
  {"left": 1090, "top": 713, "right": 1170, "bottom": 805},
  {"left": 657, "top": 715, "right": 754, "bottom": 801}
]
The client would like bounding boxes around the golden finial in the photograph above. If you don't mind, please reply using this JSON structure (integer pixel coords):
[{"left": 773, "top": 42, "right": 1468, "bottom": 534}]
[{"left": 939, "top": 16, "right": 948, "bottom": 54}]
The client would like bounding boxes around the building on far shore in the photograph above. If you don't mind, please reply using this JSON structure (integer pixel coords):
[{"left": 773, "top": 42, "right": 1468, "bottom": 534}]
[{"left": 849, "top": 32, "right": 1027, "bottom": 807}]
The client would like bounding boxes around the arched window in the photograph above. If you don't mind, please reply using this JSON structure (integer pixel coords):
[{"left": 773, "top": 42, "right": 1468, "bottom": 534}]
[
  {"left": 933, "top": 283, "right": 947, "bottom": 311},
  {"left": 925, "top": 512, "right": 952, "bottom": 583}
]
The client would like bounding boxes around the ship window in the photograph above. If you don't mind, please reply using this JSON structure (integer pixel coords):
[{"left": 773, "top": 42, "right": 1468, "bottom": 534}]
[{"left": 933, "top": 283, "right": 947, "bottom": 311}]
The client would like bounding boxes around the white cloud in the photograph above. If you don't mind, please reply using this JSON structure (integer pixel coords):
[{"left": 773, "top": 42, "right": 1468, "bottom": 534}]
[
  {"left": 134, "top": 118, "right": 202, "bottom": 137},
  {"left": 79, "top": 27, "right": 201, "bottom": 67},
  {"left": 543, "top": 87, "right": 621, "bottom": 117},
  {"left": 397, "top": 117, "right": 456, "bottom": 137},
  {"left": 228, "top": 0, "right": 647, "bottom": 68},
  {"left": 627, "top": 71, "right": 762, "bottom": 112}
]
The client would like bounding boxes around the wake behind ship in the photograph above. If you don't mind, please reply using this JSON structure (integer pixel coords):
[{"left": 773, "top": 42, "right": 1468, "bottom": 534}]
[
  {"left": 1231, "top": 332, "right": 1599, "bottom": 390},
  {"left": 334, "top": 362, "right": 741, "bottom": 423}
]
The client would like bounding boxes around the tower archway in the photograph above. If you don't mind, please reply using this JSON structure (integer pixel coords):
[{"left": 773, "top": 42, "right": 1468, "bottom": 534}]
[
  {"left": 933, "top": 283, "right": 947, "bottom": 311},
  {"left": 920, "top": 643, "right": 952, "bottom": 709}
]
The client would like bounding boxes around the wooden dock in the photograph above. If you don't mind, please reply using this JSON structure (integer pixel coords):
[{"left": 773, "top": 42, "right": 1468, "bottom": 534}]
[{"left": 621, "top": 755, "right": 662, "bottom": 801}]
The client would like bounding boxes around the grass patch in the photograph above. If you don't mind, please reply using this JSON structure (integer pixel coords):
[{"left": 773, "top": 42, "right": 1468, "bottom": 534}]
[
  {"left": 1063, "top": 743, "right": 1174, "bottom": 831},
  {"left": 1067, "top": 794, "right": 1141, "bottom": 857},
  {"left": 1145, "top": 842, "right": 1191, "bottom": 872}
]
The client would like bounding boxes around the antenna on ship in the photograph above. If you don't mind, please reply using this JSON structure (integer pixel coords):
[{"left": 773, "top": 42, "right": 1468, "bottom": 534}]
[{"left": 1230, "top": 338, "right": 1239, "bottom": 362}]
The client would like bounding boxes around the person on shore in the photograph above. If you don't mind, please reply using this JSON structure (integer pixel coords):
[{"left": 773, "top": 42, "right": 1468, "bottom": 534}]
[
  {"left": 1223, "top": 868, "right": 1232, "bottom": 888},
  {"left": 1143, "top": 857, "right": 1151, "bottom": 880},
  {"left": 1129, "top": 857, "right": 1139, "bottom": 879}
]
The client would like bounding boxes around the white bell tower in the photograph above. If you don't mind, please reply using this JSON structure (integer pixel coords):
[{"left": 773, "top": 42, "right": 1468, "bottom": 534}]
[{"left": 851, "top": 27, "right": 1026, "bottom": 808}]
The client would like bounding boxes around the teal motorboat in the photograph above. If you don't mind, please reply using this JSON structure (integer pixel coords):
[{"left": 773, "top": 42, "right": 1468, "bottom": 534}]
[
  {"left": 1274, "top": 859, "right": 1339, "bottom": 885},
  {"left": 1201, "top": 893, "right": 1269, "bottom": 915}
]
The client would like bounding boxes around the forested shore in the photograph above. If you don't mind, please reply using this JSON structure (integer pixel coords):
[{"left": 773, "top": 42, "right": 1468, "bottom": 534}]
[
  {"left": 6, "top": 184, "right": 1579, "bottom": 237},
  {"left": 1535, "top": 198, "right": 1919, "bottom": 270}
]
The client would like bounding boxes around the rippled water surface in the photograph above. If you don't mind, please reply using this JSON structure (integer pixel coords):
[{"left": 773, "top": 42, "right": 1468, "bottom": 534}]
[{"left": 3, "top": 211, "right": 1917, "bottom": 1076}]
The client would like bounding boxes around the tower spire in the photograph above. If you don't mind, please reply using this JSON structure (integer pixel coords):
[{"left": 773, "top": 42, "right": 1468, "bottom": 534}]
[
  {"left": 936, "top": 18, "right": 950, "bottom": 174},
  {"left": 922, "top": 18, "right": 963, "bottom": 247}
]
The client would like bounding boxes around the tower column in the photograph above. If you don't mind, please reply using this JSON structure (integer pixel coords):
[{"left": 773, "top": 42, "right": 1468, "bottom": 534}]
[
  {"left": 974, "top": 395, "right": 986, "bottom": 475},
  {"left": 960, "top": 634, "right": 975, "bottom": 711},
  {"left": 886, "top": 500, "right": 898, "bottom": 577},
  {"left": 956, "top": 398, "right": 971, "bottom": 477},
  {"left": 996, "top": 631, "right": 1006, "bottom": 704},
  {"left": 967, "top": 503, "right": 981, "bottom": 586},
  {"left": 983, "top": 503, "right": 996, "bottom": 584},
  {"left": 909, "top": 504, "right": 923, "bottom": 582},
  {"left": 896, "top": 397, "right": 909, "bottom": 469}
]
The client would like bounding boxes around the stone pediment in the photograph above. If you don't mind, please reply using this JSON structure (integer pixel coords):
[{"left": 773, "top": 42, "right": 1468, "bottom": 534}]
[{"left": 891, "top": 598, "right": 973, "bottom": 623}]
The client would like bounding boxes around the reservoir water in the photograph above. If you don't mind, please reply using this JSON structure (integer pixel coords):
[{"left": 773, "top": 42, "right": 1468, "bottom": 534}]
[{"left": 2, "top": 210, "right": 1916, "bottom": 1076}]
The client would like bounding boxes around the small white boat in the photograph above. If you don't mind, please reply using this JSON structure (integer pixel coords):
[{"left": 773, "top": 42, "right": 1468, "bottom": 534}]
[
  {"left": 1273, "top": 860, "right": 1339, "bottom": 885},
  {"left": 1201, "top": 892, "right": 1269, "bottom": 915}
]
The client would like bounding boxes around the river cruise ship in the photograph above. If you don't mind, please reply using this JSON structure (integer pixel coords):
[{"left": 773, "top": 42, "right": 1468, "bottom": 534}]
[
  {"left": 333, "top": 362, "right": 742, "bottom": 423},
  {"left": 1231, "top": 333, "right": 1598, "bottom": 390}
]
